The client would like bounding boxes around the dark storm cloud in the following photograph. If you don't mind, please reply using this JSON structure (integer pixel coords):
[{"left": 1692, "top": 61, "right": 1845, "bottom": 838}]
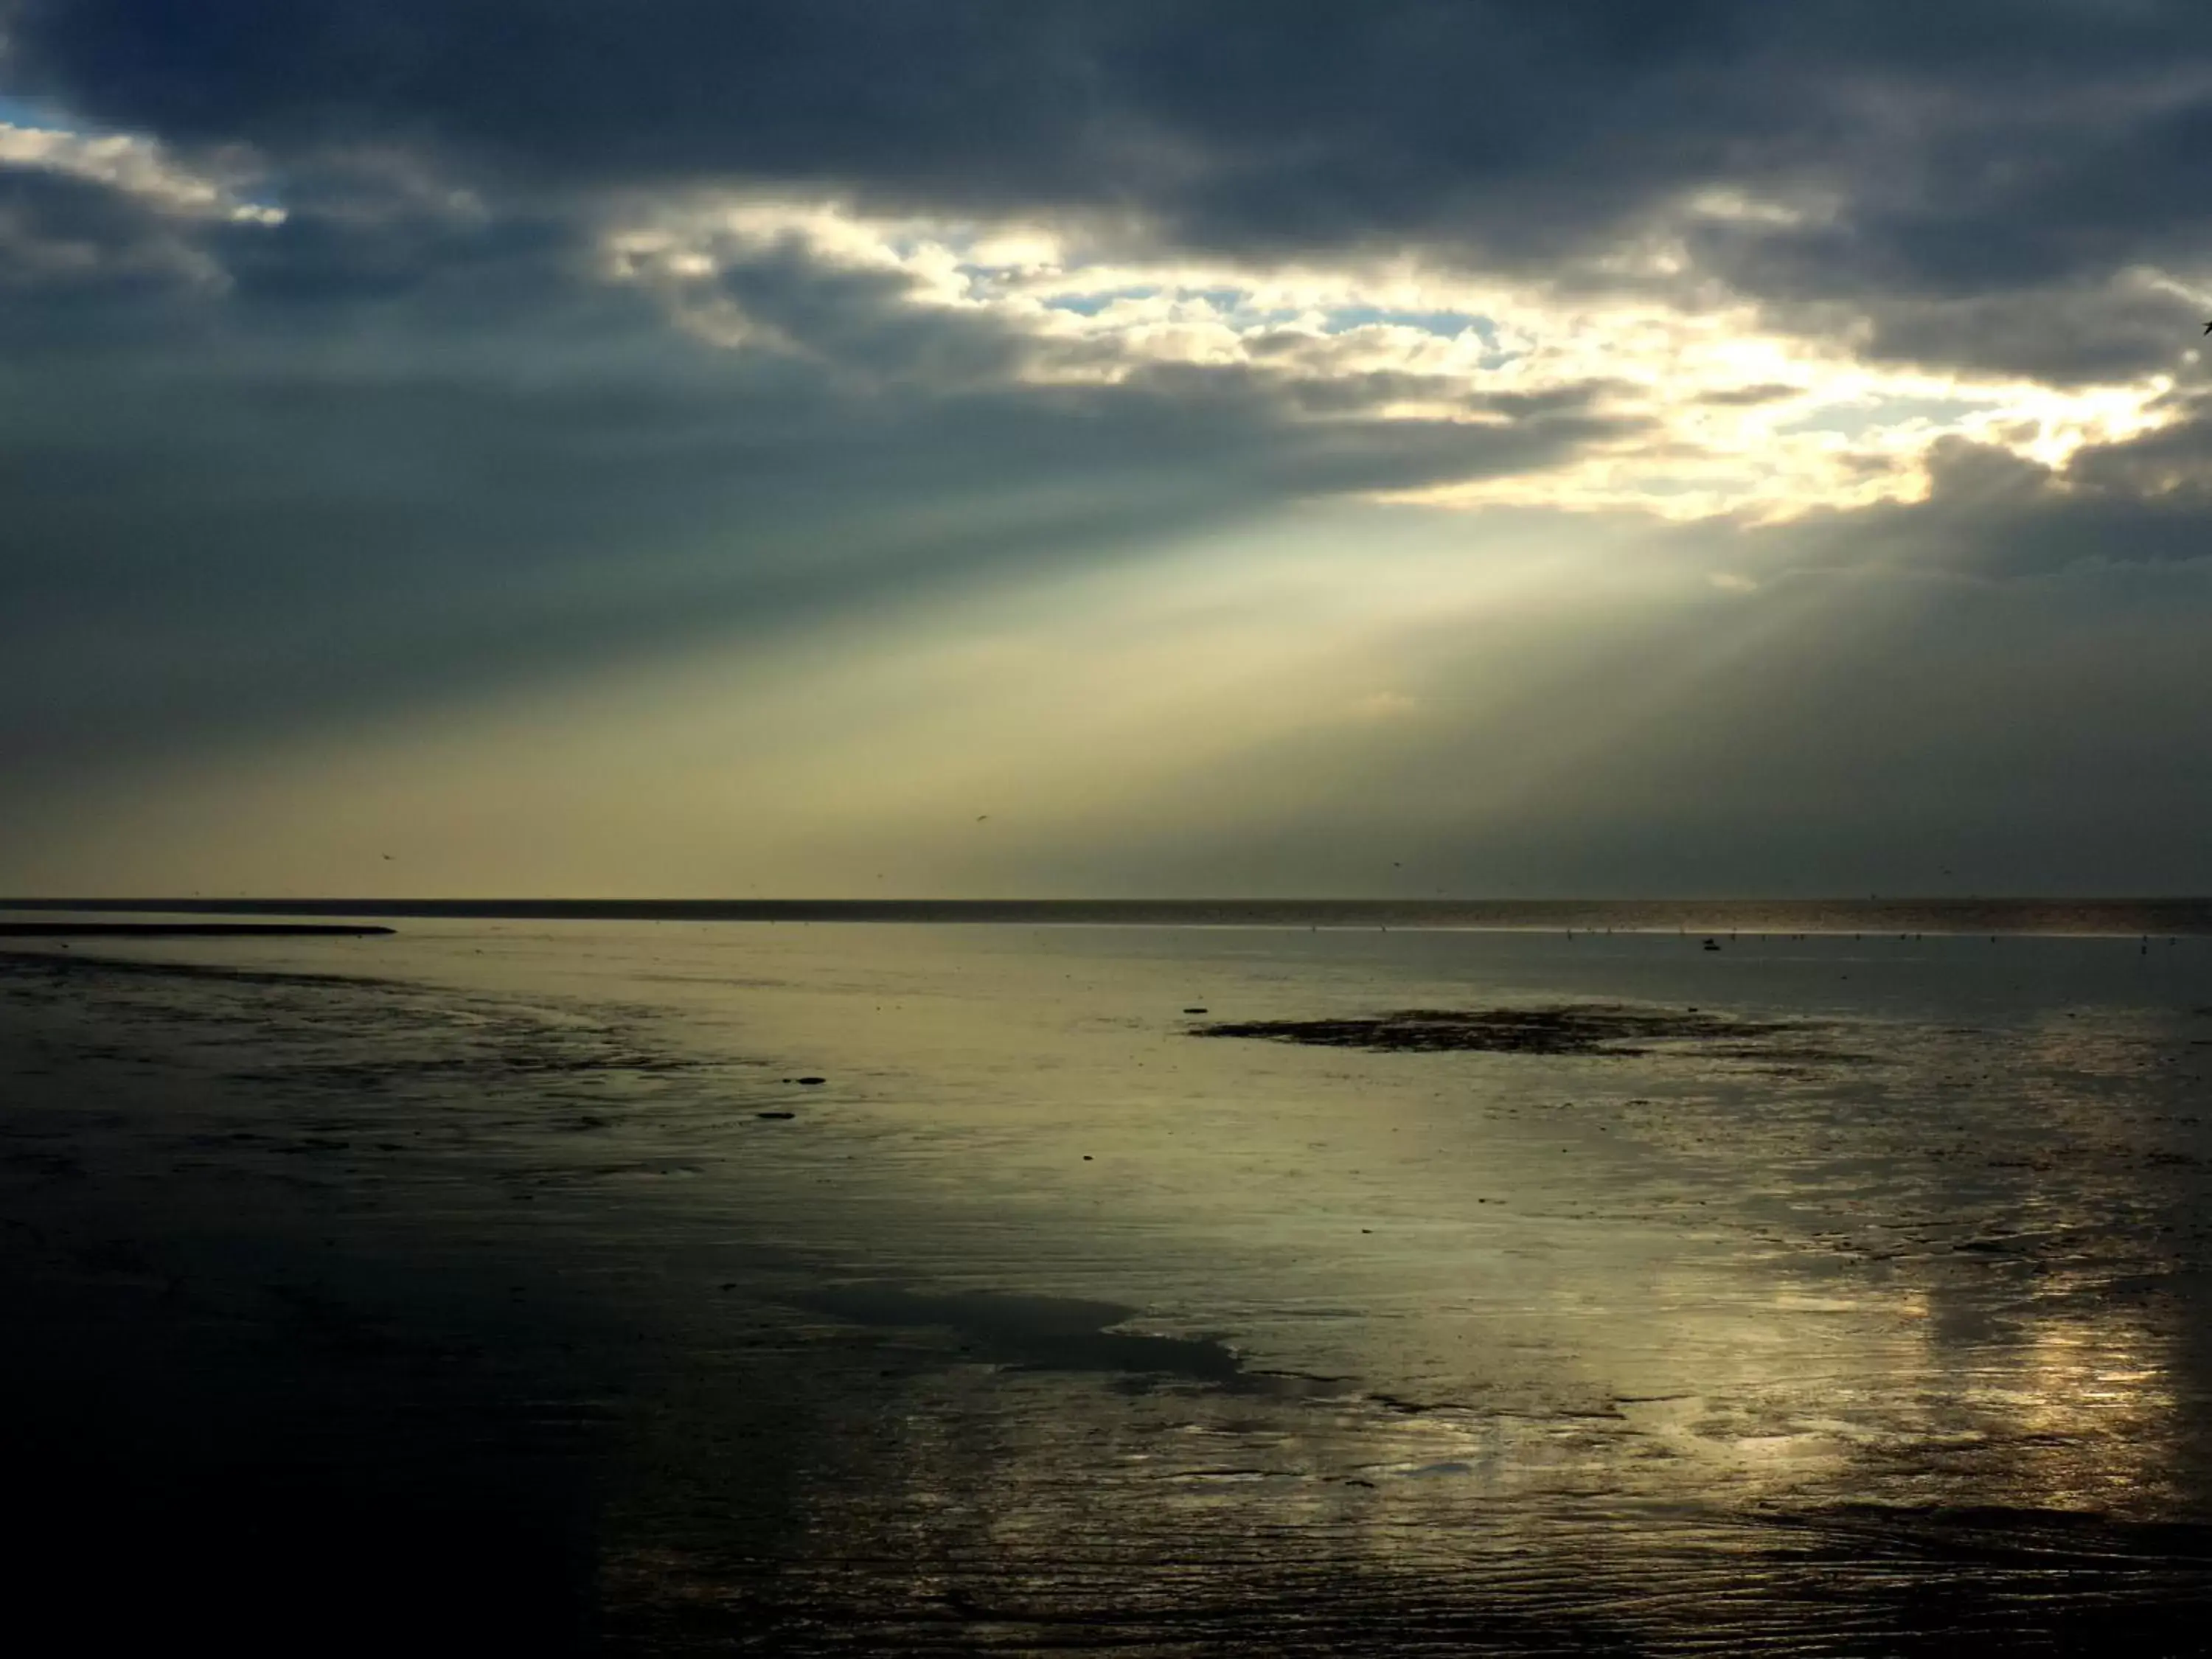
[
  {"left": 7, "top": 0, "right": 2212, "bottom": 840},
  {"left": 1717, "top": 409, "right": 2212, "bottom": 582},
  {"left": 0, "top": 190, "right": 1633, "bottom": 779},
  {"left": 1682, "top": 215, "right": 2205, "bottom": 386},
  {"left": 0, "top": 161, "right": 220, "bottom": 299},
  {"left": 13, "top": 1, "right": 2212, "bottom": 380}
]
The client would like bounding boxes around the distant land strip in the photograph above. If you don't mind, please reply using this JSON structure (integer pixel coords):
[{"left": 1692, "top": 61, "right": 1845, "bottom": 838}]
[{"left": 0, "top": 922, "right": 396, "bottom": 938}]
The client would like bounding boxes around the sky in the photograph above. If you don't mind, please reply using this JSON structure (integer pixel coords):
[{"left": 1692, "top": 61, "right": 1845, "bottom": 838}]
[{"left": 4, "top": 1, "right": 2212, "bottom": 897}]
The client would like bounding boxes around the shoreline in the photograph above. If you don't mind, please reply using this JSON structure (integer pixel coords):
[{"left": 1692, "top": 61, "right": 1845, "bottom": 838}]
[
  {"left": 6, "top": 920, "right": 2212, "bottom": 1652},
  {"left": 0, "top": 922, "right": 396, "bottom": 937}
]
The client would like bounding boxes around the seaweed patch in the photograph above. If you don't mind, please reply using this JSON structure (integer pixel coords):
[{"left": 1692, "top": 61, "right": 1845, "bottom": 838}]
[{"left": 1190, "top": 1003, "right": 1843, "bottom": 1060}]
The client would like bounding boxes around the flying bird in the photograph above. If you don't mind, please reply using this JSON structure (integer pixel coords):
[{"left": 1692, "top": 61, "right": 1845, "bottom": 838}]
[{"left": 2202, "top": 321, "right": 2211, "bottom": 335}]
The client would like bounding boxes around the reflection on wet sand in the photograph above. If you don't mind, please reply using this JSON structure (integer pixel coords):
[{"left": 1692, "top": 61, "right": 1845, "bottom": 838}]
[{"left": 3, "top": 922, "right": 2212, "bottom": 1652}]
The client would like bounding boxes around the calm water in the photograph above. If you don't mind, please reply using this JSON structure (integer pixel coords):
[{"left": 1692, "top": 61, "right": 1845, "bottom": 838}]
[{"left": 3, "top": 909, "right": 2211, "bottom": 1652}]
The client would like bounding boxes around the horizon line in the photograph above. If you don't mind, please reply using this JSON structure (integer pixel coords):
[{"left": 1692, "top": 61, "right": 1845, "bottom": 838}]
[{"left": 6, "top": 894, "right": 2210, "bottom": 909}]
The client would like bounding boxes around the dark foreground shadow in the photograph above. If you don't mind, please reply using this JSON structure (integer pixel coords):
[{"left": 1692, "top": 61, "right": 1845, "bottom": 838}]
[
  {"left": 9, "top": 1459, "right": 592, "bottom": 1655},
  {"left": 0, "top": 1265, "right": 599, "bottom": 1656}
]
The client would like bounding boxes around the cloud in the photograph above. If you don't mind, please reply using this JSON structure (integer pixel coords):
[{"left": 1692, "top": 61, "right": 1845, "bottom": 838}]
[
  {"left": 1725, "top": 408, "right": 2212, "bottom": 581},
  {"left": 5, "top": 6, "right": 2206, "bottom": 513},
  {"left": 6, "top": 2, "right": 2212, "bottom": 891},
  {"left": 0, "top": 186, "right": 1646, "bottom": 786},
  {"left": 591, "top": 191, "right": 2192, "bottom": 523},
  {"left": 0, "top": 119, "right": 278, "bottom": 220},
  {"left": 13, "top": 4, "right": 2212, "bottom": 370}
]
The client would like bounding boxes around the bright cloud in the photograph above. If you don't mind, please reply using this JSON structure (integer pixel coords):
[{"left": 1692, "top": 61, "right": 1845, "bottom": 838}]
[
  {"left": 599, "top": 189, "right": 2185, "bottom": 525},
  {"left": 0, "top": 120, "right": 282, "bottom": 223}
]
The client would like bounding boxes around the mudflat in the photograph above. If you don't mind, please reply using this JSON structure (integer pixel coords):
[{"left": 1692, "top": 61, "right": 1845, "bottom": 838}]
[{"left": 3, "top": 914, "right": 2211, "bottom": 1653}]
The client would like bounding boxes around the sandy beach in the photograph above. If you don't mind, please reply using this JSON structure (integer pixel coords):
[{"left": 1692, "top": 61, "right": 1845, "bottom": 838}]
[{"left": 4, "top": 912, "right": 2211, "bottom": 1653}]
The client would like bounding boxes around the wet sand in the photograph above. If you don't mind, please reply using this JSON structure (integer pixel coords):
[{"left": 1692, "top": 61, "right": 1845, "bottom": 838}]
[{"left": 4, "top": 919, "right": 2212, "bottom": 1652}]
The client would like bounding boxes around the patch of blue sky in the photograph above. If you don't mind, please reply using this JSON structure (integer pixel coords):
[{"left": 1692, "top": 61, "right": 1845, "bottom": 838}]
[
  {"left": 0, "top": 93, "right": 74, "bottom": 132},
  {"left": 1323, "top": 306, "right": 1492, "bottom": 340},
  {"left": 1045, "top": 285, "right": 1164, "bottom": 316}
]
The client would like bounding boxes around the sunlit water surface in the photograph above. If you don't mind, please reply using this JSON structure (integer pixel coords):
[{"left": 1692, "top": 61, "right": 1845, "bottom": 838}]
[{"left": 4, "top": 915, "right": 2211, "bottom": 1652}]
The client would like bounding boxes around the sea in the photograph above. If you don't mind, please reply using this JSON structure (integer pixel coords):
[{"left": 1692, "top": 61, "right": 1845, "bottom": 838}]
[{"left": 2, "top": 899, "right": 2210, "bottom": 1654}]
